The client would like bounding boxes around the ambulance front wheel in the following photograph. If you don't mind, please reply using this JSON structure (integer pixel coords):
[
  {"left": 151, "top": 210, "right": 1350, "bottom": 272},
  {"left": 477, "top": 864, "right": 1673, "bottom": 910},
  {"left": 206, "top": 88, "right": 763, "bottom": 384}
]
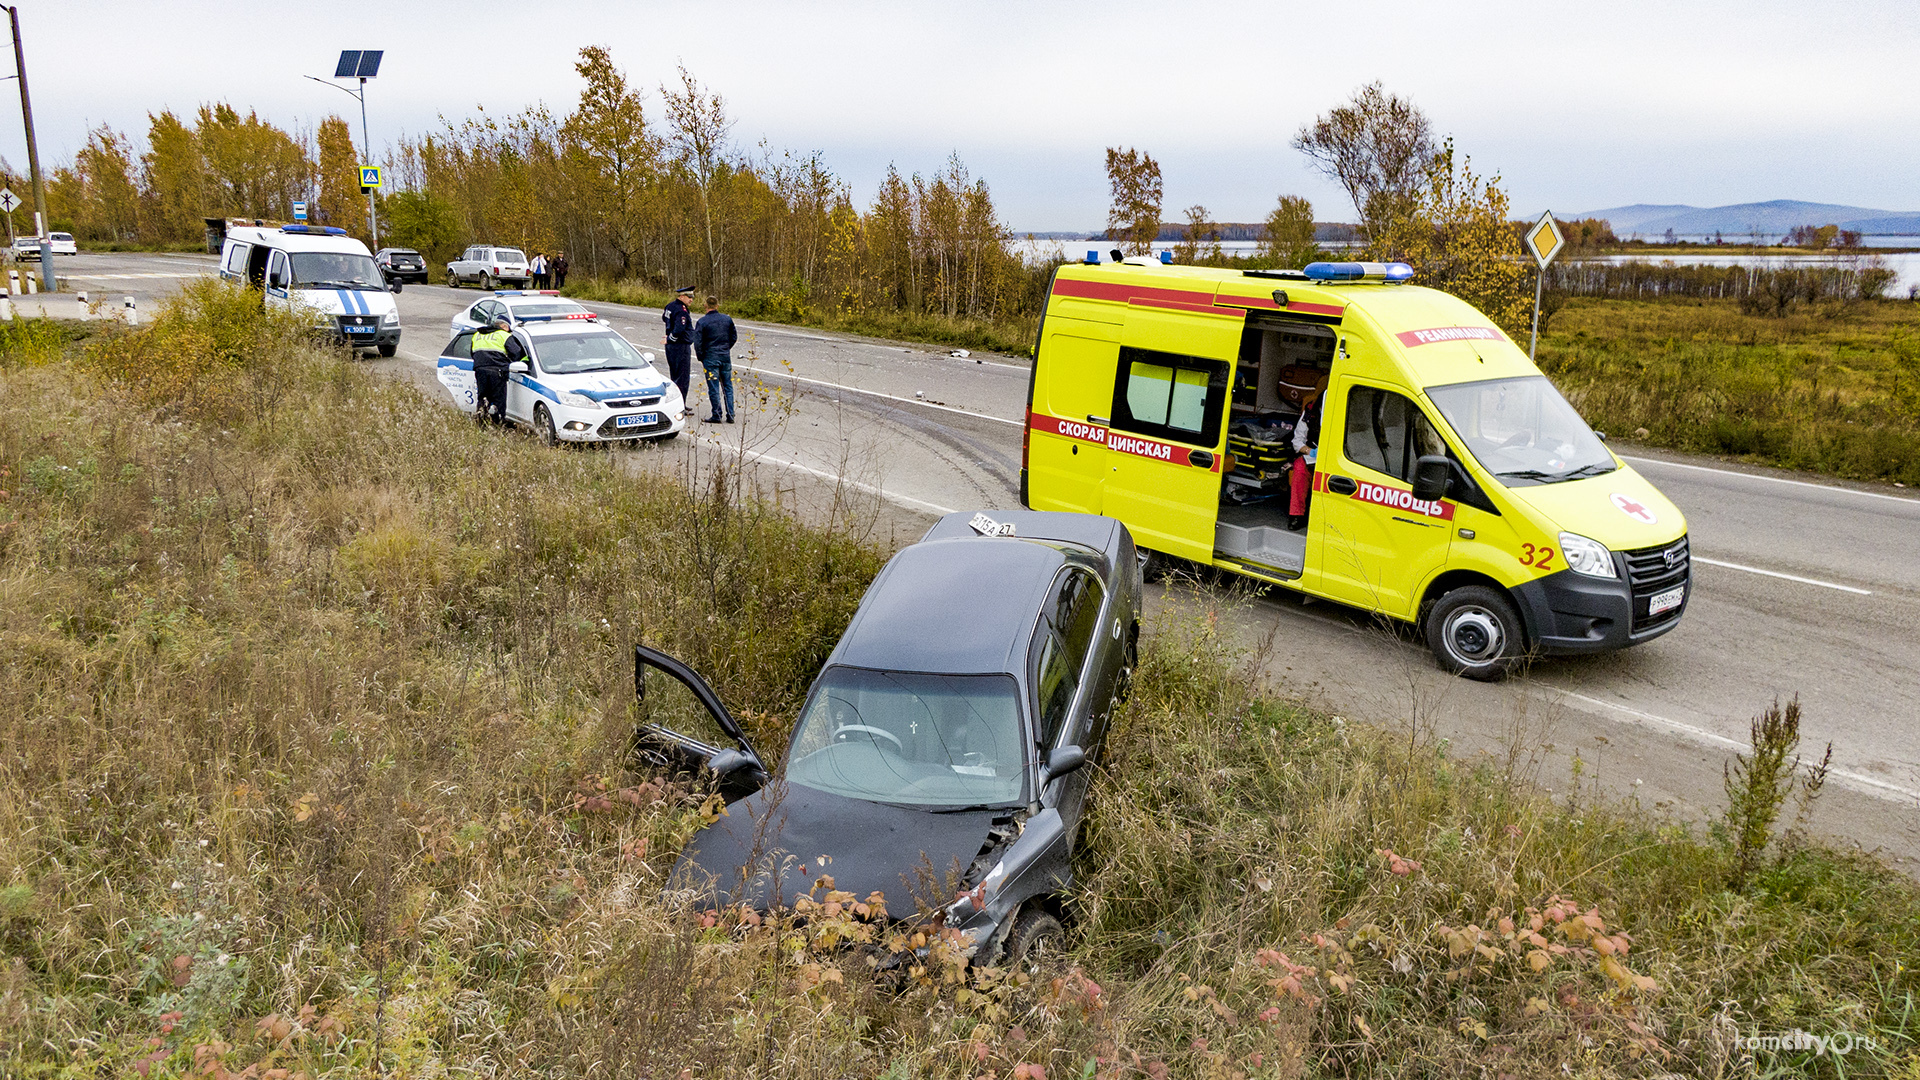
[{"left": 1425, "top": 585, "right": 1526, "bottom": 681}]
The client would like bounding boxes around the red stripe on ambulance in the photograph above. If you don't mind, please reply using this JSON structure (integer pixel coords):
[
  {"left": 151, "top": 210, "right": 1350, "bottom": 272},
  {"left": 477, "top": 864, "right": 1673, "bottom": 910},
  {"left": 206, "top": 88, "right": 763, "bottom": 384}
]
[
  {"left": 1394, "top": 325, "right": 1505, "bottom": 347},
  {"left": 1347, "top": 478, "right": 1455, "bottom": 520},
  {"left": 1027, "top": 411, "right": 1218, "bottom": 471}
]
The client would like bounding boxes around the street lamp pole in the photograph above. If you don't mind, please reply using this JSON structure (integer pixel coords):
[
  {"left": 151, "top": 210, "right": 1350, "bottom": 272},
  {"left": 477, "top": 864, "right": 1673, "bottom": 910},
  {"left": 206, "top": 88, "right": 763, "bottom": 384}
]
[
  {"left": 4, "top": 4, "right": 53, "bottom": 291},
  {"left": 358, "top": 75, "right": 377, "bottom": 248},
  {"left": 304, "top": 57, "right": 382, "bottom": 247}
]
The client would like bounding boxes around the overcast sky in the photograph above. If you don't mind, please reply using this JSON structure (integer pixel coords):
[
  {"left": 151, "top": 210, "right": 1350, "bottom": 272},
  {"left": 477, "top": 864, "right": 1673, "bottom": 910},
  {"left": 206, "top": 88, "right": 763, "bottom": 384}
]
[{"left": 8, "top": 0, "right": 1917, "bottom": 230}]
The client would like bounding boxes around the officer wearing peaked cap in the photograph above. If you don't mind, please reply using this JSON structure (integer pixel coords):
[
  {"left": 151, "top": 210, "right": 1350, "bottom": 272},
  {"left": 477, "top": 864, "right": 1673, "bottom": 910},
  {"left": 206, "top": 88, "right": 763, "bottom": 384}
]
[{"left": 661, "top": 285, "right": 696, "bottom": 413}]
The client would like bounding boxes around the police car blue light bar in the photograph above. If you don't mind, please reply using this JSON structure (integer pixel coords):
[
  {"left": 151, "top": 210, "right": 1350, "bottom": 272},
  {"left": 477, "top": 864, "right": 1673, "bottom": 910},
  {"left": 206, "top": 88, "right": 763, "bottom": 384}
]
[
  {"left": 1302, "top": 261, "right": 1415, "bottom": 283},
  {"left": 516, "top": 313, "right": 599, "bottom": 323},
  {"left": 278, "top": 225, "right": 348, "bottom": 236},
  {"left": 493, "top": 290, "right": 563, "bottom": 296}
]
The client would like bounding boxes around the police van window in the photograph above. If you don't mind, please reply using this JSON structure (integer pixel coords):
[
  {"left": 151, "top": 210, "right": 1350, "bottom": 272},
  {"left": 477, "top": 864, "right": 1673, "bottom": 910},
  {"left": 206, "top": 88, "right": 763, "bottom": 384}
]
[
  {"left": 266, "top": 250, "right": 289, "bottom": 288},
  {"left": 1344, "top": 385, "right": 1447, "bottom": 483},
  {"left": 1033, "top": 629, "right": 1078, "bottom": 750},
  {"left": 1110, "top": 346, "right": 1228, "bottom": 447},
  {"left": 444, "top": 332, "right": 472, "bottom": 359},
  {"left": 222, "top": 242, "right": 250, "bottom": 275}
]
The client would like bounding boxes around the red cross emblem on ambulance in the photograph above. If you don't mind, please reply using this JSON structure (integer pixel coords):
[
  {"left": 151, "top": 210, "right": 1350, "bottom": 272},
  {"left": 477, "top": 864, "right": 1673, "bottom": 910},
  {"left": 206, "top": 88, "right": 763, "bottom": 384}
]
[{"left": 1610, "top": 492, "right": 1658, "bottom": 524}]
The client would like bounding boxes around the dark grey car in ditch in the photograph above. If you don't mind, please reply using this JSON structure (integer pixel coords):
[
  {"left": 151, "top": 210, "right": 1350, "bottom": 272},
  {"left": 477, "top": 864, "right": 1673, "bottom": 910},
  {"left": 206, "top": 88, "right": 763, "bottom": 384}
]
[{"left": 636, "top": 510, "right": 1142, "bottom": 967}]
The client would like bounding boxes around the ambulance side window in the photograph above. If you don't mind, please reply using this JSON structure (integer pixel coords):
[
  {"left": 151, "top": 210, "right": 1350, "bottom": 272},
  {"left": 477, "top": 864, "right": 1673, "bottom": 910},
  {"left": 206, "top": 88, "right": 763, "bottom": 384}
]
[
  {"left": 1110, "top": 346, "right": 1228, "bottom": 447},
  {"left": 1344, "top": 385, "right": 1447, "bottom": 483}
]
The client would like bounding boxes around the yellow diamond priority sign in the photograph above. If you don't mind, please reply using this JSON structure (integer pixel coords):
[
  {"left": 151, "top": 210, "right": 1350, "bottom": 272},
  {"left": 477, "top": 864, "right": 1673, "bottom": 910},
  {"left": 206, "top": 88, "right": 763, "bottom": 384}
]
[{"left": 1526, "top": 211, "right": 1565, "bottom": 269}]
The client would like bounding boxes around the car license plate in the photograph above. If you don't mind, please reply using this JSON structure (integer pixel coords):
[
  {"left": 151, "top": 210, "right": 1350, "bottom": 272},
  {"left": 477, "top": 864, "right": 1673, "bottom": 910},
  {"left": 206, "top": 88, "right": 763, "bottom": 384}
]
[
  {"left": 615, "top": 412, "right": 658, "bottom": 429},
  {"left": 1648, "top": 585, "right": 1684, "bottom": 616},
  {"left": 344, "top": 325, "right": 373, "bottom": 334}
]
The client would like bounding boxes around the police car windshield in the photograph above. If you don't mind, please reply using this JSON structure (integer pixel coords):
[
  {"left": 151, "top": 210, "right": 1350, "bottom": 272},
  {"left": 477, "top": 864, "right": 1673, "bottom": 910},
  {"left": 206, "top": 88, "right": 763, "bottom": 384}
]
[
  {"left": 289, "top": 252, "right": 384, "bottom": 290},
  {"left": 1427, "top": 375, "right": 1615, "bottom": 486},
  {"left": 530, "top": 331, "right": 649, "bottom": 374},
  {"left": 786, "top": 668, "right": 1026, "bottom": 808}
]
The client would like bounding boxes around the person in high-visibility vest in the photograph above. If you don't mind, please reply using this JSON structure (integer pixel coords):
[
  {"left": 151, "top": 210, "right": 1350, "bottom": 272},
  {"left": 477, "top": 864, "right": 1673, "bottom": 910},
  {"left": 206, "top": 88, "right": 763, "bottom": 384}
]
[{"left": 471, "top": 317, "right": 514, "bottom": 425}]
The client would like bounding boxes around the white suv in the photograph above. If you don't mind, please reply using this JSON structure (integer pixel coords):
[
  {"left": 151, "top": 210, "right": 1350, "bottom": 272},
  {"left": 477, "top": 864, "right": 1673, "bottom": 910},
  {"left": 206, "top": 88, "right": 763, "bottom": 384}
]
[{"left": 446, "top": 245, "right": 531, "bottom": 289}]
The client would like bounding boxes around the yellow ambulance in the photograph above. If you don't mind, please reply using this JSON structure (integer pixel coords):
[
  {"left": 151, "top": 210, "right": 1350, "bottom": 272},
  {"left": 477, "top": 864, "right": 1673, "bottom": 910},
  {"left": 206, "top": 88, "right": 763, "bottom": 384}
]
[{"left": 1020, "top": 256, "right": 1690, "bottom": 678}]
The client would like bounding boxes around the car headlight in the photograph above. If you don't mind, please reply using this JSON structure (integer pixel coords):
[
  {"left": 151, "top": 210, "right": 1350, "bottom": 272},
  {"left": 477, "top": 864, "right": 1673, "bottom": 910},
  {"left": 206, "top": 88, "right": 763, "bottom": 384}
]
[
  {"left": 382, "top": 311, "right": 399, "bottom": 325},
  {"left": 1558, "top": 532, "right": 1617, "bottom": 579},
  {"left": 559, "top": 392, "right": 599, "bottom": 409}
]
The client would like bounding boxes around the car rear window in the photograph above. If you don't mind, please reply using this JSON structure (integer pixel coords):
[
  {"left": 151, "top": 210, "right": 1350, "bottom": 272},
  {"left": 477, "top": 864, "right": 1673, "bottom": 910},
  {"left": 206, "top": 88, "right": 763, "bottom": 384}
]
[
  {"left": 493, "top": 249, "right": 527, "bottom": 263},
  {"left": 508, "top": 302, "right": 588, "bottom": 318}
]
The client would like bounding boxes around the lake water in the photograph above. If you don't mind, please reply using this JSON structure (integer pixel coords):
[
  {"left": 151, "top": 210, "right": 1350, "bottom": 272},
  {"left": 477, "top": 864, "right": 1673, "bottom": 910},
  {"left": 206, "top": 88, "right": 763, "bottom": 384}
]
[{"left": 1011, "top": 238, "right": 1920, "bottom": 296}]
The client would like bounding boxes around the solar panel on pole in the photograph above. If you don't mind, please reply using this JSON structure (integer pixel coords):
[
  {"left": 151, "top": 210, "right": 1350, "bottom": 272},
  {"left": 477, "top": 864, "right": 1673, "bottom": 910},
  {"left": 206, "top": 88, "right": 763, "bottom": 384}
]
[
  {"left": 333, "top": 51, "right": 360, "bottom": 78},
  {"left": 355, "top": 50, "right": 382, "bottom": 78}
]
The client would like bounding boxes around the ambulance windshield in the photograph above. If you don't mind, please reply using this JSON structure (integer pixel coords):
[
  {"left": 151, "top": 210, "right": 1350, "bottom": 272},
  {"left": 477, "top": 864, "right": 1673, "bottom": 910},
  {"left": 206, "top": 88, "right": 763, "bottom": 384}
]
[
  {"left": 1427, "top": 376, "right": 1615, "bottom": 486},
  {"left": 785, "top": 668, "right": 1026, "bottom": 808}
]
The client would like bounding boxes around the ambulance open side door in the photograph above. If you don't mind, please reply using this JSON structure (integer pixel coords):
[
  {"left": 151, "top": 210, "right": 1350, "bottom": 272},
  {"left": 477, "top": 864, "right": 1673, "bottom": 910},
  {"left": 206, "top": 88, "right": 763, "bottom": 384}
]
[{"left": 1100, "top": 303, "right": 1240, "bottom": 562}]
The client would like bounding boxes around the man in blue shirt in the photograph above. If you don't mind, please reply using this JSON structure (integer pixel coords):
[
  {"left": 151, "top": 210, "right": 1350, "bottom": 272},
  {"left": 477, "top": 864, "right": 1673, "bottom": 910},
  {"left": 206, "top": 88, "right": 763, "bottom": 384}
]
[{"left": 694, "top": 294, "right": 737, "bottom": 423}]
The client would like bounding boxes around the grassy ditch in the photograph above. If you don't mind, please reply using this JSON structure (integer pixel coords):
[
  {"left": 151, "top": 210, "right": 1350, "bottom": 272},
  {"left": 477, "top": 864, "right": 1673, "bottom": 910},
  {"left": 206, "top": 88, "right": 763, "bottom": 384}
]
[
  {"left": 564, "top": 277, "right": 1041, "bottom": 359},
  {"left": 1540, "top": 297, "right": 1920, "bottom": 484},
  {"left": 2, "top": 286, "right": 1917, "bottom": 1077}
]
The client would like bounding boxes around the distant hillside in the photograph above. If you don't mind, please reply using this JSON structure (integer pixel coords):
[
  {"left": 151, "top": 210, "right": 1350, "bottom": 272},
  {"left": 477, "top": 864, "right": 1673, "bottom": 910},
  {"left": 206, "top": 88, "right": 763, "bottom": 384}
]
[{"left": 1571, "top": 199, "right": 1920, "bottom": 236}]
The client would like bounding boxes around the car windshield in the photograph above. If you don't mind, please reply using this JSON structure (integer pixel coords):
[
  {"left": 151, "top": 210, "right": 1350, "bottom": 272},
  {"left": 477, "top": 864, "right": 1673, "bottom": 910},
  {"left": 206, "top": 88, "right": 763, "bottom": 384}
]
[
  {"left": 288, "top": 251, "right": 384, "bottom": 290},
  {"left": 508, "top": 302, "right": 588, "bottom": 319},
  {"left": 1426, "top": 375, "right": 1616, "bottom": 486},
  {"left": 786, "top": 667, "right": 1026, "bottom": 808},
  {"left": 530, "top": 331, "right": 649, "bottom": 373},
  {"left": 493, "top": 249, "right": 527, "bottom": 263}
]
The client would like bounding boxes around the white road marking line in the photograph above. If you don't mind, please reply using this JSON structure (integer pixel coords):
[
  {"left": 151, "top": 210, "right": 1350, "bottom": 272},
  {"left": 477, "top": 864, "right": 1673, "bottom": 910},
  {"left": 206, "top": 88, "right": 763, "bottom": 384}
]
[
  {"left": 1693, "top": 556, "right": 1873, "bottom": 595},
  {"left": 63, "top": 272, "right": 203, "bottom": 280},
  {"left": 736, "top": 363, "right": 1026, "bottom": 427},
  {"left": 714, "top": 441, "right": 957, "bottom": 516},
  {"left": 1537, "top": 684, "right": 1919, "bottom": 803},
  {"left": 1622, "top": 454, "right": 1920, "bottom": 506}
]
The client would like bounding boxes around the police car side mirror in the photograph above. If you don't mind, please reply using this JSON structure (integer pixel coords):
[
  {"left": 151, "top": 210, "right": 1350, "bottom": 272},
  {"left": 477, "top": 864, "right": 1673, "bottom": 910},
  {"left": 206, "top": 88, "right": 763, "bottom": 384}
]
[
  {"left": 508, "top": 361, "right": 528, "bottom": 374},
  {"left": 642, "top": 351, "right": 656, "bottom": 364},
  {"left": 1412, "top": 454, "right": 1450, "bottom": 502}
]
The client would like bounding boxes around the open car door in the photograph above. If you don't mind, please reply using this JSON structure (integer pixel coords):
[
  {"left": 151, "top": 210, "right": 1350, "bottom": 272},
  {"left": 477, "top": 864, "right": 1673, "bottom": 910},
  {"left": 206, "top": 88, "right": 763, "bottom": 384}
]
[{"left": 633, "top": 644, "right": 767, "bottom": 803}]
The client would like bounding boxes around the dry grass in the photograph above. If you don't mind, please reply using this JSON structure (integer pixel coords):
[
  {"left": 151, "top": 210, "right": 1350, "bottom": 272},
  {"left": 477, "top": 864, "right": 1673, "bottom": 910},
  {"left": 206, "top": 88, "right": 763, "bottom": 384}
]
[
  {"left": 1, "top": 287, "right": 1916, "bottom": 1078},
  {"left": 1541, "top": 297, "right": 1920, "bottom": 483}
]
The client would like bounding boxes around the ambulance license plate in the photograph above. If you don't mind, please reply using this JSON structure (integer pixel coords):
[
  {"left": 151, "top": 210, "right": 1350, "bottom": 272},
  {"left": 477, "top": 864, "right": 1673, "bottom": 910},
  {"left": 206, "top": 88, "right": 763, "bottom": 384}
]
[
  {"left": 1648, "top": 585, "right": 1684, "bottom": 616},
  {"left": 615, "top": 413, "right": 658, "bottom": 428}
]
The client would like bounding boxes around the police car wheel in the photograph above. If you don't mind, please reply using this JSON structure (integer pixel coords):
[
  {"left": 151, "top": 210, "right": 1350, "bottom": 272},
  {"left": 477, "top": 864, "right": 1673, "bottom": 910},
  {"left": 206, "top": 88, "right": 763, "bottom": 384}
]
[
  {"left": 532, "top": 403, "right": 559, "bottom": 447},
  {"left": 1425, "top": 585, "right": 1525, "bottom": 681}
]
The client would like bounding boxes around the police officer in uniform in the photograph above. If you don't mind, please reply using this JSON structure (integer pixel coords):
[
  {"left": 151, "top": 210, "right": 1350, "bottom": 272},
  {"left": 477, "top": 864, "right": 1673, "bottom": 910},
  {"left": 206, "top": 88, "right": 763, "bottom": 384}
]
[
  {"left": 471, "top": 316, "right": 514, "bottom": 425},
  {"left": 661, "top": 285, "right": 696, "bottom": 412}
]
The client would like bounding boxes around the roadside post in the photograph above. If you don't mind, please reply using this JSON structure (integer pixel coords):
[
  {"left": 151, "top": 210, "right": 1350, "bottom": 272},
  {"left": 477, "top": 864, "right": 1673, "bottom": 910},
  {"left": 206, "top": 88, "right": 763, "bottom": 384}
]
[
  {"left": 0, "top": 187, "right": 16, "bottom": 247},
  {"left": 1524, "top": 211, "right": 1565, "bottom": 362},
  {"left": 3, "top": 4, "right": 55, "bottom": 292}
]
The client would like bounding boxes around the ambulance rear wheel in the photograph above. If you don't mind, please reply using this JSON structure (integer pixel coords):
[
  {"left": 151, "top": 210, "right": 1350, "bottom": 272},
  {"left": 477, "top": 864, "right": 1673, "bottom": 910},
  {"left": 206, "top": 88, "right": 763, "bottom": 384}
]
[{"left": 1425, "top": 585, "right": 1525, "bottom": 681}]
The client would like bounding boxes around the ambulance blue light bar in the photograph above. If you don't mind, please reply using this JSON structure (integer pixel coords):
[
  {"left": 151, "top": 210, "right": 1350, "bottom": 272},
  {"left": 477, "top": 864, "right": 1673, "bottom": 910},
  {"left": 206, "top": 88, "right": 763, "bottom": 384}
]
[
  {"left": 1159, "top": 251, "right": 1173, "bottom": 264},
  {"left": 1302, "top": 261, "right": 1415, "bottom": 283},
  {"left": 1085, "top": 250, "right": 1099, "bottom": 264},
  {"left": 279, "top": 225, "right": 347, "bottom": 235}
]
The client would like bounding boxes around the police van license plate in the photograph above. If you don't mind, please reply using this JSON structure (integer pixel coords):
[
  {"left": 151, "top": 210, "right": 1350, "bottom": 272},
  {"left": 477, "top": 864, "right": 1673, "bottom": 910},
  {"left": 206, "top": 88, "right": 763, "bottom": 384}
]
[
  {"left": 615, "top": 413, "right": 659, "bottom": 429},
  {"left": 1649, "top": 585, "right": 1685, "bottom": 616},
  {"left": 344, "top": 325, "right": 373, "bottom": 334}
]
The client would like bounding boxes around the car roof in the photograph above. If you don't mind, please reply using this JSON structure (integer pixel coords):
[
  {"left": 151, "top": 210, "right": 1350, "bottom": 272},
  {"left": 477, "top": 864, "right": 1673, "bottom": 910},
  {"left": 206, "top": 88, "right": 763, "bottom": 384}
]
[
  {"left": 828, "top": 536, "right": 1069, "bottom": 676},
  {"left": 225, "top": 227, "right": 372, "bottom": 256}
]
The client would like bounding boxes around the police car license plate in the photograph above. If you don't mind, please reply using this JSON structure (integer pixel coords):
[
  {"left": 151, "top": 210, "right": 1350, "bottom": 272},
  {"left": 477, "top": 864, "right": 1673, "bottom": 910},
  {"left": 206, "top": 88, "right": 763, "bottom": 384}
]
[
  {"left": 615, "top": 413, "right": 658, "bottom": 429},
  {"left": 1648, "top": 585, "right": 1684, "bottom": 616},
  {"left": 344, "top": 325, "right": 373, "bottom": 334}
]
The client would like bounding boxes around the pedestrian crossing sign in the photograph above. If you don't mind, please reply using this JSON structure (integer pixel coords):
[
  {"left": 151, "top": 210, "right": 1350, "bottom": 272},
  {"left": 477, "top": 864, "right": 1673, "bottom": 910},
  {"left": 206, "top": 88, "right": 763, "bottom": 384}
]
[{"left": 359, "top": 166, "right": 382, "bottom": 190}]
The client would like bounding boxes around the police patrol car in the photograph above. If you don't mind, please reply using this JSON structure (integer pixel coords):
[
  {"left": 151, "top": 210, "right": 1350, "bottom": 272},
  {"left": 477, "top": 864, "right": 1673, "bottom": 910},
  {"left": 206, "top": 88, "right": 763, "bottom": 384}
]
[
  {"left": 216, "top": 225, "right": 401, "bottom": 356},
  {"left": 435, "top": 319, "right": 686, "bottom": 444},
  {"left": 449, "top": 290, "right": 597, "bottom": 336}
]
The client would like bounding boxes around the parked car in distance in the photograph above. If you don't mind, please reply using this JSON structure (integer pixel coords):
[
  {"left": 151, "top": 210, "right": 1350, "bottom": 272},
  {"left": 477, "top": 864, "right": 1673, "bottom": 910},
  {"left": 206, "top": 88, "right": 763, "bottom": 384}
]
[
  {"left": 375, "top": 247, "right": 428, "bottom": 285},
  {"left": 445, "top": 245, "right": 531, "bottom": 290},
  {"left": 644, "top": 509, "right": 1143, "bottom": 968},
  {"left": 449, "top": 290, "right": 597, "bottom": 335},
  {"left": 11, "top": 233, "right": 77, "bottom": 256}
]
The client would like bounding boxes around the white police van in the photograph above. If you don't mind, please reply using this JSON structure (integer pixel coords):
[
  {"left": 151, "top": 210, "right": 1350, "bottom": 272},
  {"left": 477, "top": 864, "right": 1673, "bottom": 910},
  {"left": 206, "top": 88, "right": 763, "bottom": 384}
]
[{"left": 217, "top": 225, "right": 402, "bottom": 356}]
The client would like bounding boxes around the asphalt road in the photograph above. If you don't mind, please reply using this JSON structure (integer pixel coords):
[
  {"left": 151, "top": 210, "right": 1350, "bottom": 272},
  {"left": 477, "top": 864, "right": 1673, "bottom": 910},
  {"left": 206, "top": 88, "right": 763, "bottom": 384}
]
[{"left": 31, "top": 252, "right": 1920, "bottom": 869}]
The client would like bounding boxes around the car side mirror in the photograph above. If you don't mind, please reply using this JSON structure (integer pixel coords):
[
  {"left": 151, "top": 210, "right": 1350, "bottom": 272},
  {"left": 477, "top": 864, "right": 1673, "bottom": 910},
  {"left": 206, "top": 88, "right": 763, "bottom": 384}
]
[
  {"left": 508, "top": 361, "right": 528, "bottom": 374},
  {"left": 1042, "top": 745, "right": 1086, "bottom": 782},
  {"left": 642, "top": 351, "right": 657, "bottom": 364},
  {"left": 1412, "top": 454, "right": 1450, "bottom": 502},
  {"left": 389, "top": 279, "right": 403, "bottom": 293},
  {"left": 707, "top": 749, "right": 754, "bottom": 776}
]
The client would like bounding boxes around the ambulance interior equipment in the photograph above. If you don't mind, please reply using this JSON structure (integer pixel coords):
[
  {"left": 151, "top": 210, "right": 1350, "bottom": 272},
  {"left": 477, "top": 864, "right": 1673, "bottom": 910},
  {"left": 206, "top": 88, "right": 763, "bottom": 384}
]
[{"left": 1214, "top": 317, "right": 1336, "bottom": 575}]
